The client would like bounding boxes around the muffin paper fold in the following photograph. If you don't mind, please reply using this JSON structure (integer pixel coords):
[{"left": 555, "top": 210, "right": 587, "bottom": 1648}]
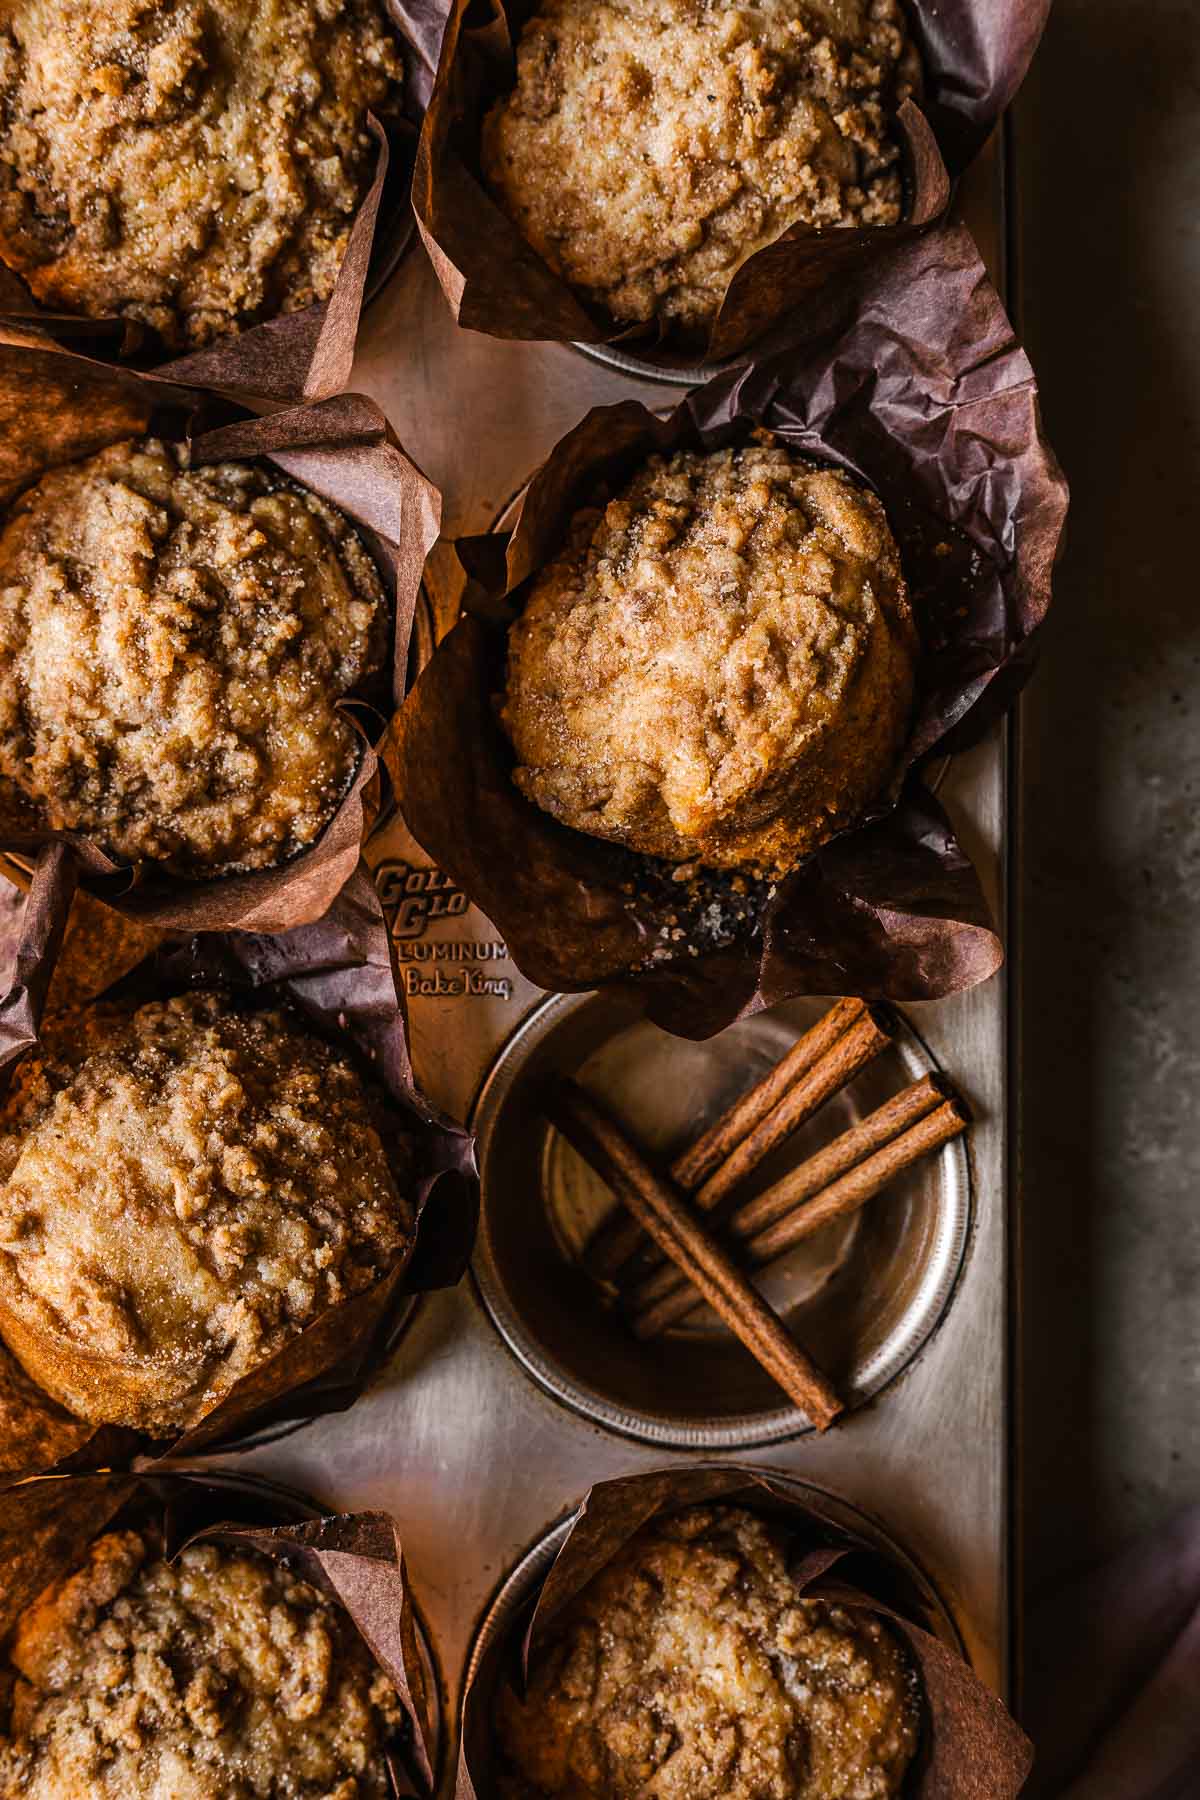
[
  {"left": 392, "top": 223, "right": 1068, "bottom": 1038},
  {"left": 0, "top": 341, "right": 441, "bottom": 934},
  {"left": 0, "top": 0, "right": 451, "bottom": 402},
  {"left": 414, "top": 0, "right": 1050, "bottom": 365},
  {"left": 0, "top": 860, "right": 478, "bottom": 1487},
  {"left": 457, "top": 1465, "right": 1033, "bottom": 1799},
  {"left": 0, "top": 1471, "right": 438, "bottom": 1795}
]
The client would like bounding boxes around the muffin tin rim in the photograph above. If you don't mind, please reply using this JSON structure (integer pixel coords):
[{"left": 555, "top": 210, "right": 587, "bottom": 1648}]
[{"left": 470, "top": 989, "right": 973, "bottom": 1449}]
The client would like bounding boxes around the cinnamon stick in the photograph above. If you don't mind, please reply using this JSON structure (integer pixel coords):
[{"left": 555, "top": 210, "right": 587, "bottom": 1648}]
[
  {"left": 583, "top": 997, "right": 886, "bottom": 1281},
  {"left": 547, "top": 1081, "right": 843, "bottom": 1430},
  {"left": 674, "top": 995, "right": 868, "bottom": 1189},
  {"left": 632, "top": 1075, "right": 950, "bottom": 1311},
  {"left": 632, "top": 1094, "right": 969, "bottom": 1339},
  {"left": 690, "top": 1003, "right": 895, "bottom": 1215}
]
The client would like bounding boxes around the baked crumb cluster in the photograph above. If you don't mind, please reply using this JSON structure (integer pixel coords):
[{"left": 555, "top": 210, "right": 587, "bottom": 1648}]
[
  {"left": 502, "top": 441, "right": 916, "bottom": 875},
  {"left": 497, "top": 1506, "right": 921, "bottom": 1800},
  {"left": 483, "top": 0, "right": 919, "bottom": 330},
  {"left": 0, "top": 0, "right": 405, "bottom": 348},
  {"left": 0, "top": 990, "right": 413, "bottom": 1434},
  {"left": 0, "top": 438, "right": 387, "bottom": 877},
  {"left": 0, "top": 1530, "right": 401, "bottom": 1798}
]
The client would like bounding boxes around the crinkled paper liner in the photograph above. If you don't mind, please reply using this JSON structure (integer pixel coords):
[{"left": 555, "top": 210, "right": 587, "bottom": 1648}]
[
  {"left": 0, "top": 340, "right": 441, "bottom": 934},
  {"left": 457, "top": 1466, "right": 1033, "bottom": 1799},
  {"left": 0, "top": 1470, "right": 438, "bottom": 1794},
  {"left": 0, "top": 0, "right": 453, "bottom": 403},
  {"left": 414, "top": 0, "right": 1051, "bottom": 365},
  {"left": 392, "top": 222, "right": 1069, "bottom": 1039},
  {"left": 0, "top": 857, "right": 477, "bottom": 1487}
]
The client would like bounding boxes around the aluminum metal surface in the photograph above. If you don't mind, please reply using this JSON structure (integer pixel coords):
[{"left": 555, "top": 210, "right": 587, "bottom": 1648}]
[
  {"left": 472, "top": 991, "right": 971, "bottom": 1449},
  {"left": 70, "top": 142, "right": 1007, "bottom": 1799},
  {"left": 570, "top": 339, "right": 740, "bottom": 386}
]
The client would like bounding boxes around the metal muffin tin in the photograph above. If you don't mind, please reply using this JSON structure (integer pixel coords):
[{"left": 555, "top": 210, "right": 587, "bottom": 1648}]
[
  {"left": 0, "top": 137, "right": 1014, "bottom": 1799},
  {"left": 571, "top": 339, "right": 741, "bottom": 386},
  {"left": 472, "top": 991, "right": 971, "bottom": 1449}
]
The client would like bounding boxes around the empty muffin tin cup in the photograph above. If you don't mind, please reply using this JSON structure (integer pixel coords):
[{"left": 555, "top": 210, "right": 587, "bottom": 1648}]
[{"left": 471, "top": 993, "right": 971, "bottom": 1448}]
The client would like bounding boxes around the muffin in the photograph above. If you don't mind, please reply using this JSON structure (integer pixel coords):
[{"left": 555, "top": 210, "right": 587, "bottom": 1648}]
[
  {"left": 482, "top": 0, "right": 920, "bottom": 333},
  {"left": 0, "top": 0, "right": 405, "bottom": 350},
  {"left": 496, "top": 1505, "right": 921, "bottom": 1799},
  {"left": 0, "top": 990, "right": 414, "bottom": 1436},
  {"left": 500, "top": 441, "right": 917, "bottom": 876},
  {"left": 0, "top": 1527, "right": 403, "bottom": 1797},
  {"left": 0, "top": 1339, "right": 88, "bottom": 1480},
  {"left": 0, "top": 437, "right": 388, "bottom": 878}
]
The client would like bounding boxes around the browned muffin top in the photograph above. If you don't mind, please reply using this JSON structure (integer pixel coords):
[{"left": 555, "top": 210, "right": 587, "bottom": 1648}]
[
  {"left": 501, "top": 441, "right": 917, "bottom": 875},
  {"left": 0, "top": 990, "right": 413, "bottom": 1435},
  {"left": 497, "top": 1505, "right": 921, "bottom": 1800},
  {"left": 0, "top": 0, "right": 405, "bottom": 348},
  {"left": 483, "top": 0, "right": 919, "bottom": 331},
  {"left": 0, "top": 437, "right": 387, "bottom": 877},
  {"left": 0, "top": 1529, "right": 402, "bottom": 1797}
]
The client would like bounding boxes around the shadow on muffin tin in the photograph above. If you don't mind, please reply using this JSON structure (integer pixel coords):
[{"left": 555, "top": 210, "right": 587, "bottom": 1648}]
[
  {"left": 470, "top": 993, "right": 972, "bottom": 1450},
  {"left": 210, "top": 1295, "right": 423, "bottom": 1456}
]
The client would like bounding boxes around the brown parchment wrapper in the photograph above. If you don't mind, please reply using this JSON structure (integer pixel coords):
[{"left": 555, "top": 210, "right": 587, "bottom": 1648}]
[
  {"left": 0, "top": 0, "right": 453, "bottom": 404},
  {"left": 0, "top": 1471, "right": 438, "bottom": 1794},
  {"left": 0, "top": 858, "right": 477, "bottom": 1487},
  {"left": 458, "top": 1466, "right": 1033, "bottom": 1799},
  {"left": 0, "top": 340, "right": 441, "bottom": 934},
  {"left": 392, "top": 222, "right": 1068, "bottom": 1039},
  {"left": 414, "top": 0, "right": 1051, "bottom": 366}
]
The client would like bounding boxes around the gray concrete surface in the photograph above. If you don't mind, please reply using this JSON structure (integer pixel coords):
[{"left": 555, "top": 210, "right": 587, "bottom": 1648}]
[{"left": 1015, "top": 0, "right": 1200, "bottom": 1633}]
